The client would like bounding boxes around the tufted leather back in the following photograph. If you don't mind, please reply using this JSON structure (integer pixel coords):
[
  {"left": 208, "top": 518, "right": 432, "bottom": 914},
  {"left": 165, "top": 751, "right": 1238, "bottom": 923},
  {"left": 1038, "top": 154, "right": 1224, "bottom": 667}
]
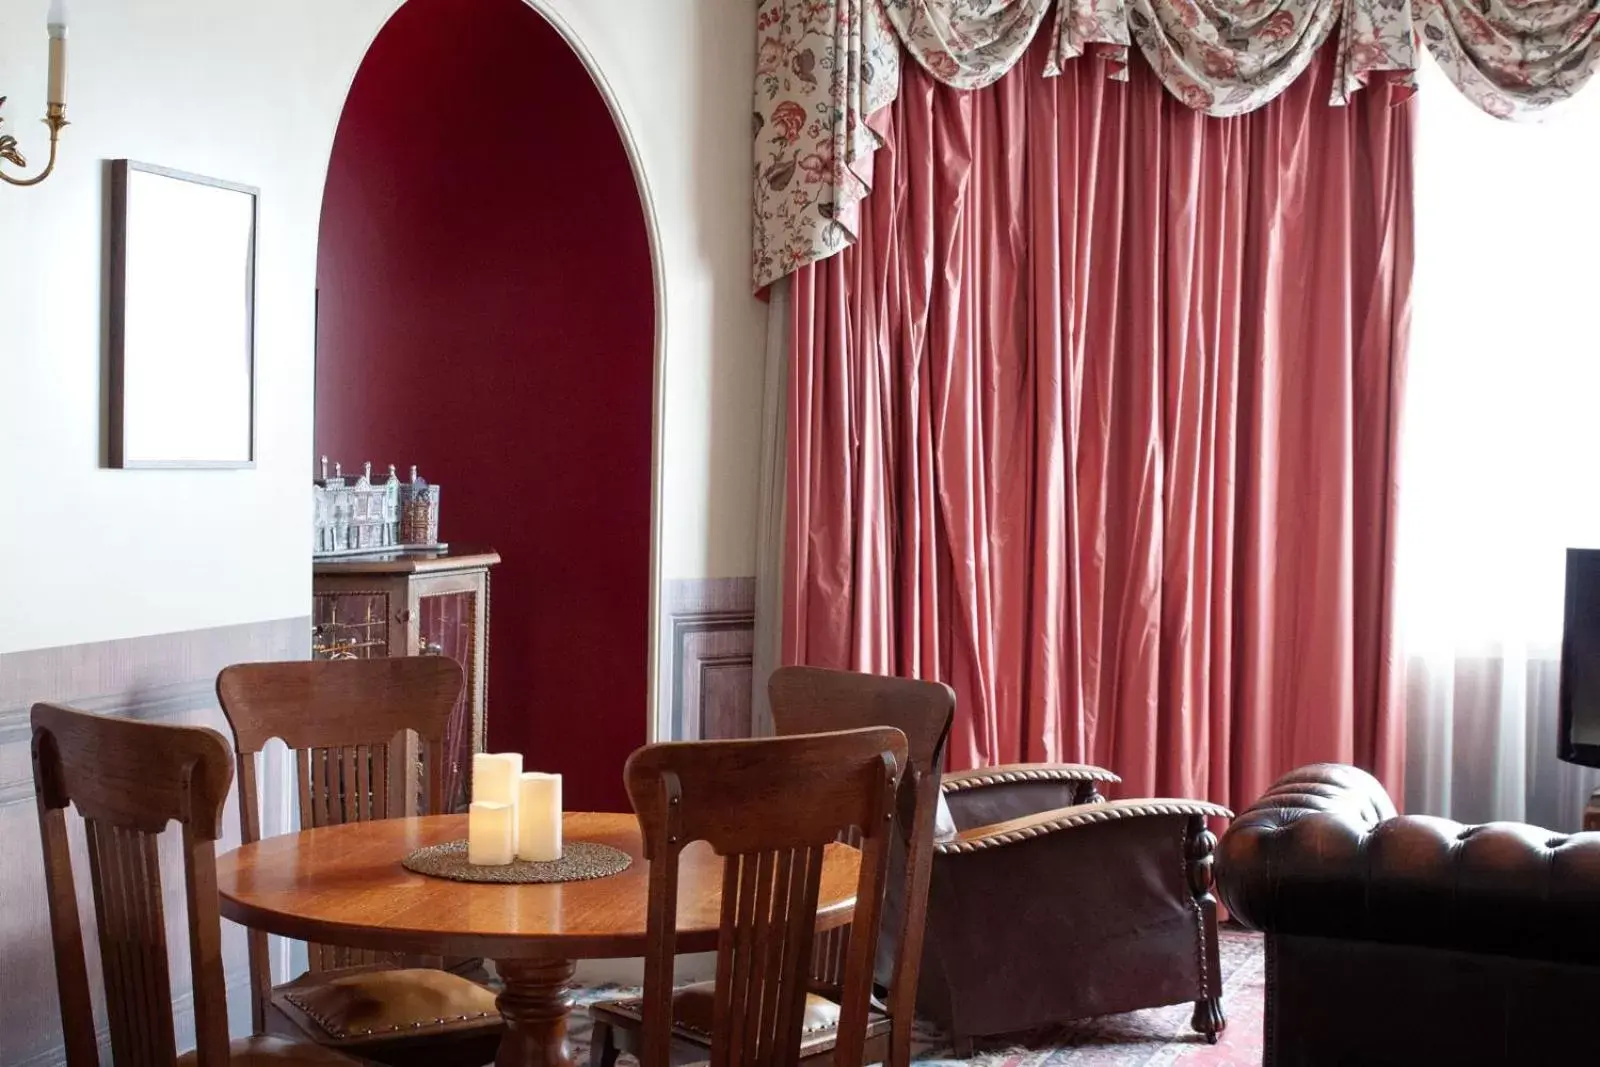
[{"left": 1216, "top": 763, "right": 1600, "bottom": 966}]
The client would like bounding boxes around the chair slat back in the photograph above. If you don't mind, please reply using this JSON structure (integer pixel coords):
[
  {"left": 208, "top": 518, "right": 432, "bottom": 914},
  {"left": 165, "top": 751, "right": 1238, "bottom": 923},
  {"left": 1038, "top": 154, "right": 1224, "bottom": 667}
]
[
  {"left": 216, "top": 658, "right": 464, "bottom": 1007},
  {"left": 295, "top": 740, "right": 393, "bottom": 827},
  {"left": 218, "top": 657, "right": 461, "bottom": 819},
  {"left": 625, "top": 728, "right": 908, "bottom": 1067},
  {"left": 31, "top": 703, "right": 236, "bottom": 1067},
  {"left": 768, "top": 666, "right": 954, "bottom": 1060}
]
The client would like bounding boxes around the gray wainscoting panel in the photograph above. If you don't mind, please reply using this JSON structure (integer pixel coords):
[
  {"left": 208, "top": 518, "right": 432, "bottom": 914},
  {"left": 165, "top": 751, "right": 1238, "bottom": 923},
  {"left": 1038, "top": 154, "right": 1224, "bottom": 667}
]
[
  {"left": 0, "top": 616, "right": 308, "bottom": 1067},
  {"left": 666, "top": 578, "right": 755, "bottom": 741}
]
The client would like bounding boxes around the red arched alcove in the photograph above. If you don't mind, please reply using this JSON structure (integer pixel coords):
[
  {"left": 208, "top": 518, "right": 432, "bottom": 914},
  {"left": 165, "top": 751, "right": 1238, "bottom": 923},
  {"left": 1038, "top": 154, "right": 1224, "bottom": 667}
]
[{"left": 315, "top": 0, "right": 655, "bottom": 812}]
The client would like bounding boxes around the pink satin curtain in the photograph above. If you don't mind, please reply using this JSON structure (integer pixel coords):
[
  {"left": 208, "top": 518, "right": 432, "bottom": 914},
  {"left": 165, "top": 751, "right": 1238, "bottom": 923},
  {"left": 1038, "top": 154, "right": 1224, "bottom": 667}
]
[{"left": 784, "top": 40, "right": 1412, "bottom": 810}]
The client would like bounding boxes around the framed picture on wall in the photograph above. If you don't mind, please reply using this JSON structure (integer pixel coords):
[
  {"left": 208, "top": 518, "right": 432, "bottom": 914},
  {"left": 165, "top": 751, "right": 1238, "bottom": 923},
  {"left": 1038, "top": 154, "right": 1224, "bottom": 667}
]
[{"left": 108, "top": 160, "right": 258, "bottom": 469}]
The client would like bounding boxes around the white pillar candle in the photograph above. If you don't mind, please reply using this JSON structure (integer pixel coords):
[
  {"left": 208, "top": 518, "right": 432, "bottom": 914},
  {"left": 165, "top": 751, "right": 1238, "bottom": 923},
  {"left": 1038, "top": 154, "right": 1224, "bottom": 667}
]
[
  {"left": 472, "top": 751, "right": 523, "bottom": 821},
  {"left": 46, "top": 0, "right": 68, "bottom": 107},
  {"left": 472, "top": 753, "right": 523, "bottom": 852},
  {"left": 516, "top": 772, "right": 562, "bottom": 862},
  {"left": 466, "top": 801, "right": 514, "bottom": 866}
]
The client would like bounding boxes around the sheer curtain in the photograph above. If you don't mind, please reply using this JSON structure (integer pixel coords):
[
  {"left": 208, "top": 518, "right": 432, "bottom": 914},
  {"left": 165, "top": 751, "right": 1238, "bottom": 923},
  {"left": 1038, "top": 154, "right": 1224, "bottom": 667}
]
[{"left": 1400, "top": 58, "right": 1600, "bottom": 829}]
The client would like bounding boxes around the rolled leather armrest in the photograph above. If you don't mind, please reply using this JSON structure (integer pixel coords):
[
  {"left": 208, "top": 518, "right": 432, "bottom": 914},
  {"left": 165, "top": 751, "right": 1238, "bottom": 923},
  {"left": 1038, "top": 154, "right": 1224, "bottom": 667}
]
[
  {"left": 940, "top": 763, "right": 1122, "bottom": 830},
  {"left": 936, "top": 797, "right": 1232, "bottom": 855},
  {"left": 1216, "top": 762, "right": 1600, "bottom": 965}
]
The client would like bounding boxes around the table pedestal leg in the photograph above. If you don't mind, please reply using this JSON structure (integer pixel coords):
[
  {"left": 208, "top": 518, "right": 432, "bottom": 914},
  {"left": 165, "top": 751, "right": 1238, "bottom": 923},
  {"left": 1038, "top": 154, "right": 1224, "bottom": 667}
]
[{"left": 494, "top": 957, "right": 578, "bottom": 1067}]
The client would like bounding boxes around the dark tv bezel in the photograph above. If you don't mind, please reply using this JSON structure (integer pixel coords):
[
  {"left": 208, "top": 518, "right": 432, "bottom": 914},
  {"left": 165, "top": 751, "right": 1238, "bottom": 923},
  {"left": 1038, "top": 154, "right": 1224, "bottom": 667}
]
[{"left": 1558, "top": 547, "right": 1600, "bottom": 770}]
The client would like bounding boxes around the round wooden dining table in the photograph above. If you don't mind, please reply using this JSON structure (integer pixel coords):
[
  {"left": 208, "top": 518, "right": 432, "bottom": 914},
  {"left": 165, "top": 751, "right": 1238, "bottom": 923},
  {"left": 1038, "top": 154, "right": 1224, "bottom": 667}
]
[{"left": 215, "top": 812, "right": 861, "bottom": 1067}]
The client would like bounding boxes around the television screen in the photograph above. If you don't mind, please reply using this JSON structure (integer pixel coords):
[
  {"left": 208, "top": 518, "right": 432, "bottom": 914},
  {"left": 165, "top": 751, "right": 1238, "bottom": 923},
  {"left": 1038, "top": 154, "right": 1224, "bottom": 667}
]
[{"left": 1559, "top": 548, "right": 1600, "bottom": 769}]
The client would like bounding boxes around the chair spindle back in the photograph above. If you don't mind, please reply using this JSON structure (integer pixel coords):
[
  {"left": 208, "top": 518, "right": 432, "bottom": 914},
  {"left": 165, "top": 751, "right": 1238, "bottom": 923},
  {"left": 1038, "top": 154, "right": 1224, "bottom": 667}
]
[
  {"left": 624, "top": 727, "right": 908, "bottom": 1067},
  {"left": 31, "top": 702, "right": 237, "bottom": 1067},
  {"left": 768, "top": 667, "right": 955, "bottom": 1065},
  {"left": 215, "top": 657, "right": 465, "bottom": 1019}
]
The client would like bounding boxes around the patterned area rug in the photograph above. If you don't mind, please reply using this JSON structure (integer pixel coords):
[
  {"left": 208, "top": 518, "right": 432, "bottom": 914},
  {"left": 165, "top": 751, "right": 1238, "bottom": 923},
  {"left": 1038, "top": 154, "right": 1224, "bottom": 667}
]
[{"left": 570, "top": 928, "right": 1265, "bottom": 1066}]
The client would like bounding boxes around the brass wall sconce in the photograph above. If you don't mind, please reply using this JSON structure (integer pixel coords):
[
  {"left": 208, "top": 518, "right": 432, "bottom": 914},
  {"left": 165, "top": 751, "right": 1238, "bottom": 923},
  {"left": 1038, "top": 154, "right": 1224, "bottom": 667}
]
[{"left": 1, "top": 1, "right": 71, "bottom": 188}]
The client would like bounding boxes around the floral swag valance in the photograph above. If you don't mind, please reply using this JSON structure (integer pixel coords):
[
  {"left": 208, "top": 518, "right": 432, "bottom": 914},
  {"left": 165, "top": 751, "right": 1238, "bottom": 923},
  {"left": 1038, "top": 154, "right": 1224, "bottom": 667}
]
[{"left": 752, "top": 0, "right": 1600, "bottom": 289}]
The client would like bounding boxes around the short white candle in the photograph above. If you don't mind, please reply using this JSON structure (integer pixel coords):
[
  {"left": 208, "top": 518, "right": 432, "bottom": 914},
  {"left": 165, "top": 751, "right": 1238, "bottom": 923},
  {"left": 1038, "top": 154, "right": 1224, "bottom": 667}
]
[
  {"left": 466, "top": 801, "right": 514, "bottom": 866},
  {"left": 517, "top": 772, "right": 562, "bottom": 862}
]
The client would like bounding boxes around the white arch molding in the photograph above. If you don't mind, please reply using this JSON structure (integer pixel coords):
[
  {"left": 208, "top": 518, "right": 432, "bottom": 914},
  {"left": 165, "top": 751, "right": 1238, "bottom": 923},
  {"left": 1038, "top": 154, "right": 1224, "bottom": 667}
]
[{"left": 515, "top": 1, "right": 672, "bottom": 746}]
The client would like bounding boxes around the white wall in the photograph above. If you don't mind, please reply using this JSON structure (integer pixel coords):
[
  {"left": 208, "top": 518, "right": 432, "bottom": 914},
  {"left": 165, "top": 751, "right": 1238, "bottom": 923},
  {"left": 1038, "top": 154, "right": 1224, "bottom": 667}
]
[
  {"left": 550, "top": 0, "right": 769, "bottom": 582},
  {"left": 0, "top": 0, "right": 767, "bottom": 656}
]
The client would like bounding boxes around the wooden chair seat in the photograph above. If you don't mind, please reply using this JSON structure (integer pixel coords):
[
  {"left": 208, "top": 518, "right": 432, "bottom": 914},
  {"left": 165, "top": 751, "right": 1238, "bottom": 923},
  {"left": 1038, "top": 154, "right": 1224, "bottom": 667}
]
[
  {"left": 270, "top": 966, "right": 500, "bottom": 1047},
  {"left": 589, "top": 985, "right": 891, "bottom": 1060},
  {"left": 176, "top": 1035, "right": 373, "bottom": 1067}
]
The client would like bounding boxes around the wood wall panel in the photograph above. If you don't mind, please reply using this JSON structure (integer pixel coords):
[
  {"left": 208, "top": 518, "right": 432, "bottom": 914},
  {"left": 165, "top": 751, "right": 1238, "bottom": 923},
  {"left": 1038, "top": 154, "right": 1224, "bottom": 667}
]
[
  {"left": 698, "top": 653, "right": 755, "bottom": 740},
  {"left": 667, "top": 578, "right": 755, "bottom": 741},
  {"left": 0, "top": 617, "right": 307, "bottom": 1067}
]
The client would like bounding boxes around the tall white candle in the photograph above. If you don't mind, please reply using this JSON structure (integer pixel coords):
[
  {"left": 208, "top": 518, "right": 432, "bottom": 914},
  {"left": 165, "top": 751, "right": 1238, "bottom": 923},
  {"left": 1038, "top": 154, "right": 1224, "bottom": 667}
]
[
  {"left": 472, "top": 752, "right": 522, "bottom": 808},
  {"left": 46, "top": 0, "right": 68, "bottom": 107},
  {"left": 466, "top": 801, "right": 514, "bottom": 866},
  {"left": 516, "top": 772, "right": 562, "bottom": 862},
  {"left": 472, "top": 752, "right": 523, "bottom": 852}
]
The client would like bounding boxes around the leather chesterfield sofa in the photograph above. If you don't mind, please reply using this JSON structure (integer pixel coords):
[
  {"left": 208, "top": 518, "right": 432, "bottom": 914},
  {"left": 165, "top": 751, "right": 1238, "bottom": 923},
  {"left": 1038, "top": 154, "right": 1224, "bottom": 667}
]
[{"left": 1216, "top": 763, "right": 1600, "bottom": 1066}]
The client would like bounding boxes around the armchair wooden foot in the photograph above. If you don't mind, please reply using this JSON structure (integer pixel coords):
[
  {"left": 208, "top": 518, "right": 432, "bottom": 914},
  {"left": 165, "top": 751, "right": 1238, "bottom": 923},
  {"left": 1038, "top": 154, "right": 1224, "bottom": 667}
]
[
  {"left": 1187, "top": 816, "right": 1226, "bottom": 1045},
  {"left": 1191, "top": 997, "right": 1225, "bottom": 1044}
]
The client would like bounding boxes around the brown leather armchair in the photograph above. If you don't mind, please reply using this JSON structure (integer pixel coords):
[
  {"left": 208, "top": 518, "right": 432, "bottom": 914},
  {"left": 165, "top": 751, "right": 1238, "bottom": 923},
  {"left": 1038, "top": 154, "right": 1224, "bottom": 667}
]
[
  {"left": 916, "top": 762, "right": 1232, "bottom": 1054},
  {"left": 1217, "top": 763, "right": 1600, "bottom": 1067}
]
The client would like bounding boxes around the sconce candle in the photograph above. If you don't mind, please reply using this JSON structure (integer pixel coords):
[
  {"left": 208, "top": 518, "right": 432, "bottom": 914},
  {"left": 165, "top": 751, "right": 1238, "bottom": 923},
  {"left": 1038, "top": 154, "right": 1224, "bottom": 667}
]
[
  {"left": 516, "top": 772, "right": 563, "bottom": 862},
  {"left": 1, "top": 0, "right": 72, "bottom": 187},
  {"left": 466, "top": 801, "right": 514, "bottom": 866},
  {"left": 47, "top": 0, "right": 69, "bottom": 107}
]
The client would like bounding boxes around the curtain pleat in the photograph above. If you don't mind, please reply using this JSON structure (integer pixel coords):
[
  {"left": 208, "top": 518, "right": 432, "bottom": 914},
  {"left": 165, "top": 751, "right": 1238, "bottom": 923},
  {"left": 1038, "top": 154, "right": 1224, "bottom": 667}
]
[{"left": 784, "top": 38, "right": 1412, "bottom": 811}]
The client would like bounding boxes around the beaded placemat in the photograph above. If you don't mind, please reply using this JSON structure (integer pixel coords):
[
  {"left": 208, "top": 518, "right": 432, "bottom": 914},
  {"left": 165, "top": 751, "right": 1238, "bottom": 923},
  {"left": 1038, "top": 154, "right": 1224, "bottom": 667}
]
[{"left": 402, "top": 839, "right": 632, "bottom": 884}]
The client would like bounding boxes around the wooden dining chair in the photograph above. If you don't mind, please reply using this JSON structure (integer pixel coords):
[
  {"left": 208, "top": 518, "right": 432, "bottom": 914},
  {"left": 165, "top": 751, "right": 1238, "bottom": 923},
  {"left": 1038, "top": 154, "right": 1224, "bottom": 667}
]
[
  {"left": 615, "top": 726, "right": 908, "bottom": 1067},
  {"left": 214, "top": 658, "right": 501, "bottom": 1067},
  {"left": 31, "top": 702, "right": 360, "bottom": 1067},
  {"left": 590, "top": 667, "right": 954, "bottom": 1067}
]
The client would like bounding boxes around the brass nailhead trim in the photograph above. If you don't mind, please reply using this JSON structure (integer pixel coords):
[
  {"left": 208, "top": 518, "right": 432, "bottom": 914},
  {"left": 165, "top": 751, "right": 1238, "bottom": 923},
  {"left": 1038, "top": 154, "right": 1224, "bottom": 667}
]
[{"left": 281, "top": 991, "right": 494, "bottom": 1040}]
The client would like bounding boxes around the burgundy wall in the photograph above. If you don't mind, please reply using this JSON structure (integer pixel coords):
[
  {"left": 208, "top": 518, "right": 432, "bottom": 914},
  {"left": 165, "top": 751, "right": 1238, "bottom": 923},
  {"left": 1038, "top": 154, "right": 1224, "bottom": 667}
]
[{"left": 315, "top": 0, "right": 654, "bottom": 812}]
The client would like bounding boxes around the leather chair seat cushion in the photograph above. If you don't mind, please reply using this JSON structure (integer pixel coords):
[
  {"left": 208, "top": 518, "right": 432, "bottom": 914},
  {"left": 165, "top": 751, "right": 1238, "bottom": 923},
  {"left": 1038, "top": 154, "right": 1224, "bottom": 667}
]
[
  {"left": 591, "top": 981, "right": 889, "bottom": 1054},
  {"left": 176, "top": 1035, "right": 366, "bottom": 1066},
  {"left": 275, "top": 968, "right": 500, "bottom": 1043}
]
